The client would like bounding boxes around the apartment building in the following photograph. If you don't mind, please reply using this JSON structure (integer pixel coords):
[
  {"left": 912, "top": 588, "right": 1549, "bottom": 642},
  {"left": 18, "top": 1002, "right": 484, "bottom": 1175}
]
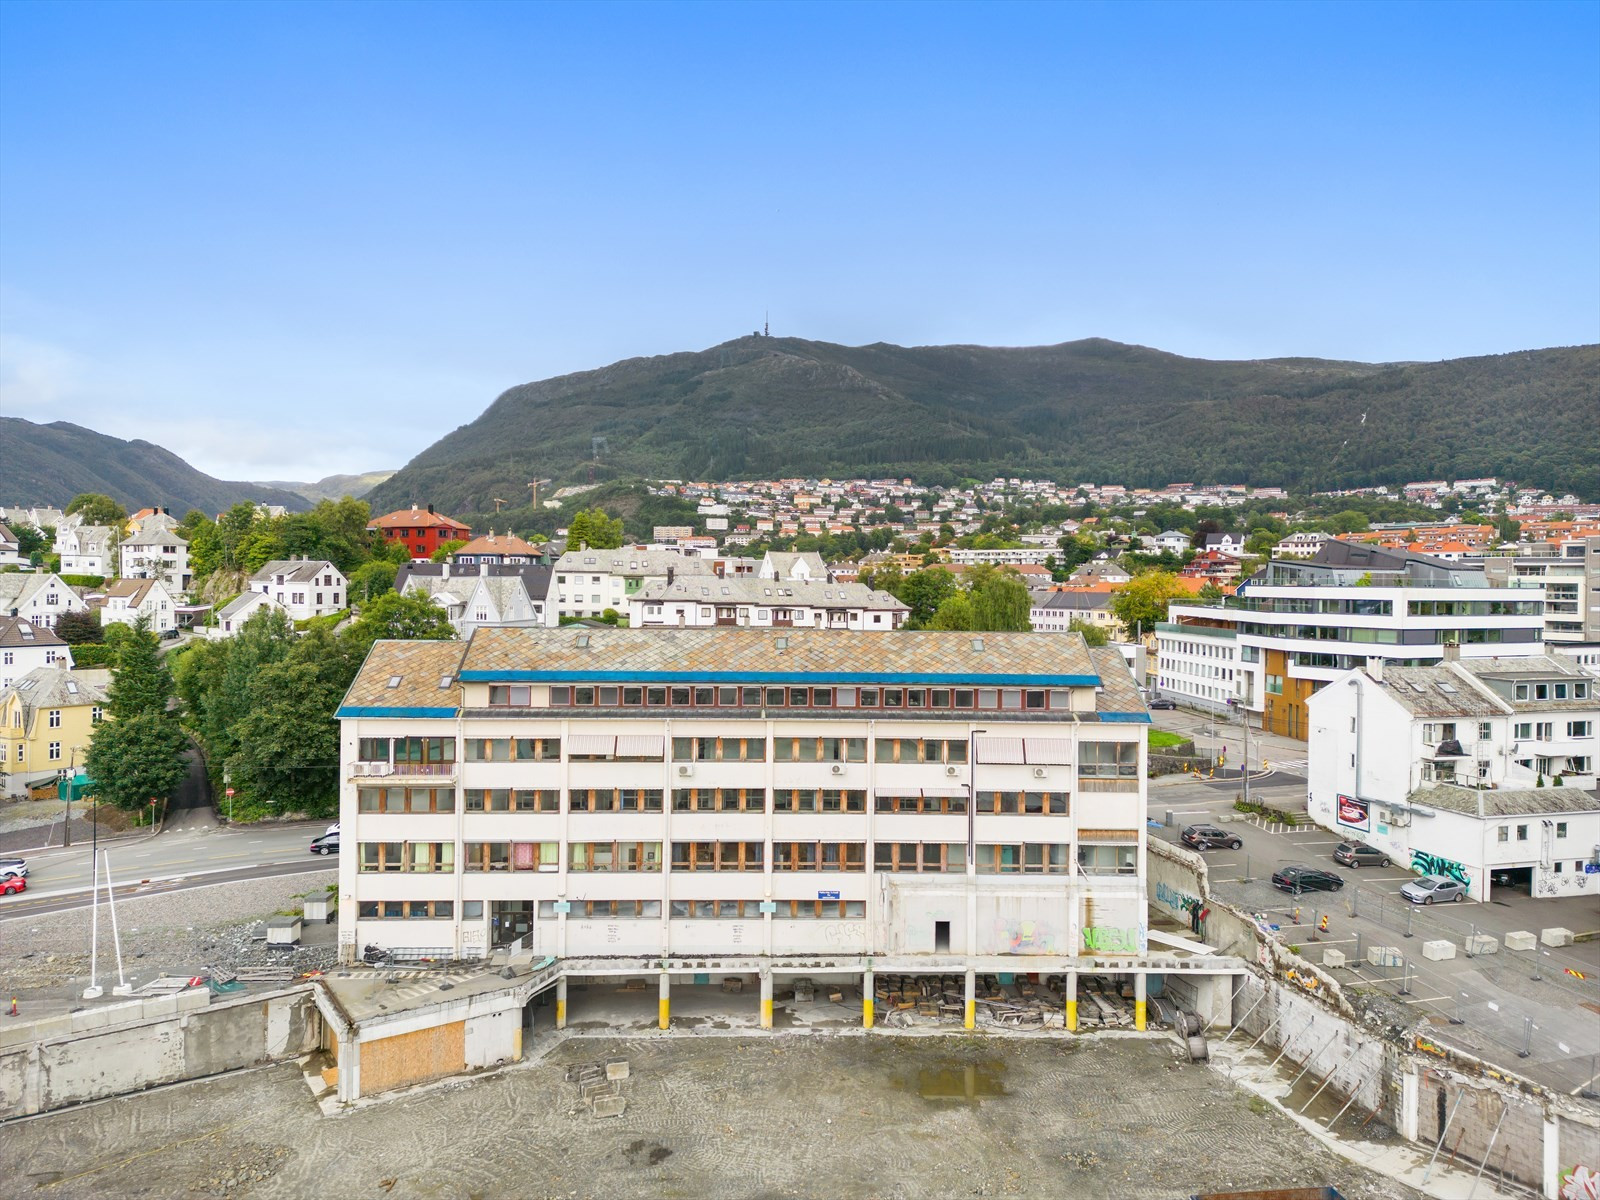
[
  {"left": 118, "top": 527, "right": 191, "bottom": 594},
  {"left": 1306, "top": 654, "right": 1599, "bottom": 900},
  {"left": 1478, "top": 536, "right": 1600, "bottom": 646},
  {"left": 629, "top": 577, "right": 908, "bottom": 630},
  {"left": 335, "top": 628, "right": 1175, "bottom": 1029},
  {"left": 0, "top": 667, "right": 110, "bottom": 798},
  {"left": 1161, "top": 543, "right": 1545, "bottom": 738},
  {"left": 549, "top": 548, "right": 715, "bottom": 621},
  {"left": 945, "top": 547, "right": 1055, "bottom": 567}
]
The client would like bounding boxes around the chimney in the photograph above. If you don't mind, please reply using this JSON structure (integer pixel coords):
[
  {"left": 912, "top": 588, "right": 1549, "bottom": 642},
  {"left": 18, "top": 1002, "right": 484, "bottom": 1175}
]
[
  {"left": 1366, "top": 657, "right": 1384, "bottom": 683},
  {"left": 411, "top": 503, "right": 419, "bottom": 512},
  {"left": 1442, "top": 641, "right": 1461, "bottom": 662},
  {"left": 442, "top": 562, "right": 450, "bottom": 578},
  {"left": 428, "top": 503, "right": 435, "bottom": 515},
  {"left": 480, "top": 562, "right": 488, "bottom": 576},
  {"left": 667, "top": 566, "right": 675, "bottom": 585}
]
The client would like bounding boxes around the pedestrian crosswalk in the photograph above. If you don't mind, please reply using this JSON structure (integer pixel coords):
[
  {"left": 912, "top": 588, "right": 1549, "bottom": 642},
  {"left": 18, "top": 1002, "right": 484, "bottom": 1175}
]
[{"left": 1267, "top": 757, "right": 1308, "bottom": 775}]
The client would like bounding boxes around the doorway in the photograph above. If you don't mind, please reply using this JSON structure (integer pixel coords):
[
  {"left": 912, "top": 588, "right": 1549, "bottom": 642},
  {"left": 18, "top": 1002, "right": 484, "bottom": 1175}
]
[
  {"left": 934, "top": 921, "right": 951, "bottom": 952},
  {"left": 491, "top": 900, "right": 534, "bottom": 948}
]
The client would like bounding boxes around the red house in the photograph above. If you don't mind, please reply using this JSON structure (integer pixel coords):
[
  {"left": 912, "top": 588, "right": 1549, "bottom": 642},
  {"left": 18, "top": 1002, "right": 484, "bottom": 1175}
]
[{"left": 368, "top": 504, "right": 472, "bottom": 560}]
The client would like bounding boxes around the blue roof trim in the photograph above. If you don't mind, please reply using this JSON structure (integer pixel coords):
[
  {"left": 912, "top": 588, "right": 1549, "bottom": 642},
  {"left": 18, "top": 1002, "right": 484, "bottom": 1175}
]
[
  {"left": 336, "top": 706, "right": 459, "bottom": 719},
  {"left": 1099, "top": 711, "right": 1154, "bottom": 724},
  {"left": 458, "top": 670, "right": 1102, "bottom": 687}
]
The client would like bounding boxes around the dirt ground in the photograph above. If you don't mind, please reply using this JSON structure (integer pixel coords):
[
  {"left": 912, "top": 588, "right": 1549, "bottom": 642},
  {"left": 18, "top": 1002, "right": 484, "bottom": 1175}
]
[{"left": 5, "top": 1035, "right": 1425, "bottom": 1200}]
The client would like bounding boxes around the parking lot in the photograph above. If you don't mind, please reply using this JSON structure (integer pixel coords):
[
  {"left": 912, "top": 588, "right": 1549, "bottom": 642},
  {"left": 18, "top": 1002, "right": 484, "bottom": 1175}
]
[{"left": 1150, "top": 769, "right": 1600, "bottom": 1096}]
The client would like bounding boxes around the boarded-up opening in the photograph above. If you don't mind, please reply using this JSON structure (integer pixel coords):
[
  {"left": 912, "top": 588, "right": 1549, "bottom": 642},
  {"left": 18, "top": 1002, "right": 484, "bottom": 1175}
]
[{"left": 360, "top": 1021, "right": 466, "bottom": 1097}]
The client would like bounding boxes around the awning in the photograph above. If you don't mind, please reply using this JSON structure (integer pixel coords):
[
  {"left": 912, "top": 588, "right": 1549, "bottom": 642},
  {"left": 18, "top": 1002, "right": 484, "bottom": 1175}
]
[
  {"left": 917, "top": 786, "right": 969, "bottom": 799},
  {"left": 1023, "top": 738, "right": 1074, "bottom": 765},
  {"left": 566, "top": 735, "right": 616, "bottom": 757},
  {"left": 615, "top": 735, "right": 664, "bottom": 758},
  {"left": 976, "top": 737, "right": 1025, "bottom": 764}
]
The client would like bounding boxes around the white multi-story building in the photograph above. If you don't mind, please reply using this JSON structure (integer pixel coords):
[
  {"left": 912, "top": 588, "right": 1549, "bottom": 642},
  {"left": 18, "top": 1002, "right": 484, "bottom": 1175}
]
[
  {"left": 118, "top": 528, "right": 191, "bottom": 595},
  {"left": 0, "top": 616, "right": 73, "bottom": 689},
  {"left": 1153, "top": 622, "right": 1239, "bottom": 712},
  {"left": 1306, "top": 654, "right": 1600, "bottom": 900},
  {"left": 630, "top": 577, "right": 908, "bottom": 630},
  {"left": 401, "top": 562, "right": 554, "bottom": 635},
  {"left": 57, "top": 524, "right": 115, "bottom": 576},
  {"left": 946, "top": 547, "right": 1055, "bottom": 566},
  {"left": 1478, "top": 536, "right": 1600, "bottom": 645},
  {"left": 335, "top": 628, "right": 1175, "bottom": 1030},
  {"left": 1030, "top": 591, "right": 1123, "bottom": 641},
  {"left": 100, "top": 578, "right": 179, "bottom": 634},
  {"left": 1162, "top": 544, "right": 1545, "bottom": 738},
  {"left": 549, "top": 548, "right": 715, "bottom": 621},
  {"left": 0, "top": 573, "right": 91, "bottom": 630},
  {"left": 249, "top": 559, "right": 348, "bottom": 621}
]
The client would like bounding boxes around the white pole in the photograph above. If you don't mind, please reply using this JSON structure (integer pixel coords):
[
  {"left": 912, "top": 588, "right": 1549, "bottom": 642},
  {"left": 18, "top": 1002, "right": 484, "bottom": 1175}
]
[
  {"left": 83, "top": 847, "right": 103, "bottom": 999},
  {"left": 104, "top": 852, "right": 131, "bottom": 995}
]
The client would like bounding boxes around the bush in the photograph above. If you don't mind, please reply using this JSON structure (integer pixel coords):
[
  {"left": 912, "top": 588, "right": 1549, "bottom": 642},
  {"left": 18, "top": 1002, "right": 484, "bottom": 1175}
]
[
  {"left": 70, "top": 645, "right": 118, "bottom": 667},
  {"left": 60, "top": 574, "right": 106, "bottom": 589}
]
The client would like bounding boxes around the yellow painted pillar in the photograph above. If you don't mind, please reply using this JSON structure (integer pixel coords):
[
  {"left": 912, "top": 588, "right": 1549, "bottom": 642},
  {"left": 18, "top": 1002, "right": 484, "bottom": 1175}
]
[
  {"left": 760, "top": 971, "right": 773, "bottom": 1030},
  {"left": 964, "top": 968, "right": 976, "bottom": 1030},
  {"left": 1135, "top": 973, "right": 1148, "bottom": 1032},
  {"left": 555, "top": 976, "right": 567, "bottom": 1029},
  {"left": 862, "top": 969, "right": 875, "bottom": 1029},
  {"left": 658, "top": 972, "right": 670, "bottom": 1030},
  {"left": 1065, "top": 971, "right": 1078, "bottom": 1033}
]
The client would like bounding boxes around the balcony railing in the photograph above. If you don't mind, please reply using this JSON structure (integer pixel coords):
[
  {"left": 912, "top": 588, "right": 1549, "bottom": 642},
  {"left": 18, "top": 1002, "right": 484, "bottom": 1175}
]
[{"left": 351, "top": 760, "right": 456, "bottom": 778}]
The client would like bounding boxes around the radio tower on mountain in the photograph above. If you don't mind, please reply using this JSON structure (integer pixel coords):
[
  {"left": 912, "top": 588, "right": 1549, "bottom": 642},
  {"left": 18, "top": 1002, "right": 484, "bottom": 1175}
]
[{"left": 764, "top": 311, "right": 769, "bottom": 338}]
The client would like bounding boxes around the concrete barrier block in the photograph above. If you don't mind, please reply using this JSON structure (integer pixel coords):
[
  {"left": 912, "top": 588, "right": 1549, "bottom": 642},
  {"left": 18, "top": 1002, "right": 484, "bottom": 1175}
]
[
  {"left": 175, "top": 989, "right": 211, "bottom": 1012},
  {"left": 1367, "top": 946, "right": 1402, "bottom": 968},
  {"left": 605, "top": 1058, "right": 629, "bottom": 1081},
  {"left": 1421, "top": 939, "right": 1456, "bottom": 961},
  {"left": 1540, "top": 927, "right": 1574, "bottom": 948},
  {"left": 591, "top": 1095, "right": 626, "bottom": 1118},
  {"left": 70, "top": 1007, "right": 115, "bottom": 1032},
  {"left": 144, "top": 995, "right": 180, "bottom": 1018},
  {"left": 1465, "top": 934, "right": 1499, "bottom": 956},
  {"left": 28, "top": 1015, "right": 73, "bottom": 1042},
  {"left": 1322, "top": 949, "right": 1346, "bottom": 968},
  {"left": 1504, "top": 930, "right": 1536, "bottom": 952}
]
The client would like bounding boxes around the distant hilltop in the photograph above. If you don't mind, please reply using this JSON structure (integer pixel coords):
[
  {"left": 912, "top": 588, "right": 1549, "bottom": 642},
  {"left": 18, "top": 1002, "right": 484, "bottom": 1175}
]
[
  {"left": 365, "top": 336, "right": 1600, "bottom": 515},
  {"left": 253, "top": 471, "right": 396, "bottom": 504},
  {"left": 2, "top": 418, "right": 312, "bottom": 514}
]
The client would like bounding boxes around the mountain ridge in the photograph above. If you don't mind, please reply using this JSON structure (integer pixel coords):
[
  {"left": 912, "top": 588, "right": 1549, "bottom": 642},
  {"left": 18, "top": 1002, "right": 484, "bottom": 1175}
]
[
  {"left": 366, "top": 336, "right": 1600, "bottom": 514},
  {"left": 2, "top": 419, "right": 313, "bottom": 514}
]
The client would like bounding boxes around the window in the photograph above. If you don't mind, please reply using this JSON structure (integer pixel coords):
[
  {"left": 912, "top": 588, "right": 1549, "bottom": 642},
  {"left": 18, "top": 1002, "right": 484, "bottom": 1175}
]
[
  {"left": 463, "top": 841, "right": 558, "bottom": 872},
  {"left": 976, "top": 843, "right": 1072, "bottom": 874},
  {"left": 569, "top": 788, "right": 664, "bottom": 813},
  {"left": 874, "top": 738, "right": 968, "bottom": 764},
  {"left": 488, "top": 685, "right": 532, "bottom": 707},
  {"left": 462, "top": 788, "right": 558, "bottom": 812},
  {"left": 569, "top": 842, "right": 662, "bottom": 872},
  {"left": 670, "top": 841, "right": 764, "bottom": 871},
  {"left": 976, "top": 791, "right": 1068, "bottom": 815},
  {"left": 1516, "top": 825, "right": 1528, "bottom": 841},
  {"left": 393, "top": 736, "right": 455, "bottom": 765},
  {"left": 1496, "top": 825, "right": 1508, "bottom": 843},
  {"left": 1556, "top": 822, "right": 1568, "bottom": 838},
  {"left": 357, "top": 786, "right": 456, "bottom": 813},
  {"left": 464, "top": 737, "right": 560, "bottom": 761},
  {"left": 48, "top": 709, "right": 61, "bottom": 728},
  {"left": 772, "top": 789, "right": 866, "bottom": 813},
  {"left": 1076, "top": 844, "right": 1137, "bottom": 874},
  {"left": 1477, "top": 722, "right": 1492, "bottom": 741},
  {"left": 48, "top": 741, "right": 61, "bottom": 760},
  {"left": 672, "top": 788, "right": 766, "bottom": 812},
  {"left": 1567, "top": 721, "right": 1592, "bottom": 738},
  {"left": 874, "top": 792, "right": 968, "bottom": 814},
  {"left": 671, "top": 736, "right": 767, "bottom": 762},
  {"left": 1079, "top": 742, "right": 1137, "bottom": 778},
  {"left": 554, "top": 899, "right": 662, "bottom": 919},
  {"left": 770, "top": 900, "right": 866, "bottom": 920},
  {"left": 772, "top": 841, "right": 865, "bottom": 871},
  {"left": 1515, "top": 684, "right": 1529, "bottom": 700},
  {"left": 873, "top": 842, "right": 965, "bottom": 872},
  {"left": 356, "top": 900, "right": 455, "bottom": 919},
  {"left": 772, "top": 736, "right": 866, "bottom": 763}
]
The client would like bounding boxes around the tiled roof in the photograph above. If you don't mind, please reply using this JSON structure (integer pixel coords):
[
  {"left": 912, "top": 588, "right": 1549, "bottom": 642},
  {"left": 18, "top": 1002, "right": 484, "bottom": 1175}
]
[
  {"left": 552, "top": 549, "right": 716, "bottom": 577},
  {"left": 454, "top": 531, "right": 542, "bottom": 557},
  {"left": 369, "top": 508, "right": 472, "bottom": 532},
  {"left": 1, "top": 667, "right": 111, "bottom": 716},
  {"left": 250, "top": 559, "right": 341, "bottom": 584},
  {"left": 1088, "top": 646, "right": 1149, "bottom": 720},
  {"left": 1375, "top": 667, "right": 1507, "bottom": 719},
  {"left": 0, "top": 615, "right": 66, "bottom": 648},
  {"left": 635, "top": 577, "right": 907, "bottom": 610},
  {"left": 1407, "top": 785, "right": 1599, "bottom": 818},
  {"left": 456, "top": 626, "right": 1101, "bottom": 685},
  {"left": 338, "top": 639, "right": 467, "bottom": 715},
  {"left": 103, "top": 579, "right": 158, "bottom": 604}
]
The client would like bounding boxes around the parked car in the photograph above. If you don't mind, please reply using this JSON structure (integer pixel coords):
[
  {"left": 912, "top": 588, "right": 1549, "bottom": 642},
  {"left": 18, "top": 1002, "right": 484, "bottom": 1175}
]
[
  {"left": 0, "top": 857, "right": 27, "bottom": 879},
  {"left": 1332, "top": 842, "right": 1390, "bottom": 869},
  {"left": 1271, "top": 864, "right": 1345, "bottom": 894},
  {"left": 0, "top": 875, "right": 25, "bottom": 896},
  {"left": 1181, "top": 823, "right": 1243, "bottom": 851},
  {"left": 309, "top": 833, "right": 339, "bottom": 856},
  {"left": 1400, "top": 874, "right": 1467, "bottom": 905},
  {"left": 1148, "top": 696, "right": 1177, "bottom": 710}
]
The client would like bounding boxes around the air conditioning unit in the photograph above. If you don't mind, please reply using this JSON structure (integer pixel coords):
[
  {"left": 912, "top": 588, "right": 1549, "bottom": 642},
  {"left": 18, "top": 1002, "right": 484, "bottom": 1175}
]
[
  {"left": 1032, "top": 767, "right": 1048, "bottom": 779},
  {"left": 830, "top": 764, "right": 845, "bottom": 776},
  {"left": 945, "top": 765, "right": 960, "bottom": 777},
  {"left": 677, "top": 764, "right": 694, "bottom": 777}
]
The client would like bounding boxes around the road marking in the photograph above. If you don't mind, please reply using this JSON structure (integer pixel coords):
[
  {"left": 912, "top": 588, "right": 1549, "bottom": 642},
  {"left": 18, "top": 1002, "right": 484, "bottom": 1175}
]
[{"left": 1397, "top": 994, "right": 1449, "bottom": 1004}]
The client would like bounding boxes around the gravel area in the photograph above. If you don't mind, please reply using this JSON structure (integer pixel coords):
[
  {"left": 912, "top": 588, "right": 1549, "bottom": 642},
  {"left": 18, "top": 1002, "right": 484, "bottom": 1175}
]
[
  {"left": 6, "top": 1035, "right": 1428, "bottom": 1200},
  {"left": 3, "top": 870, "right": 339, "bottom": 999}
]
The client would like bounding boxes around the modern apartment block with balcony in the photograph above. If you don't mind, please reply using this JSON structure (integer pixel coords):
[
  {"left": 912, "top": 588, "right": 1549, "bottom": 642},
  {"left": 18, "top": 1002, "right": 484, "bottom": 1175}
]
[
  {"left": 1162, "top": 542, "right": 1545, "bottom": 739},
  {"left": 1478, "top": 535, "right": 1600, "bottom": 647},
  {"left": 335, "top": 627, "right": 1235, "bottom": 1031},
  {"left": 1306, "top": 653, "right": 1599, "bottom": 900}
]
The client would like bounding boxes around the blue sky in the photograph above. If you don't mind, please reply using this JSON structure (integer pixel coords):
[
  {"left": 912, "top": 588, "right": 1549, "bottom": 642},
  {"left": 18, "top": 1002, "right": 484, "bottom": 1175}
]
[{"left": 3, "top": 0, "right": 1597, "bottom": 481}]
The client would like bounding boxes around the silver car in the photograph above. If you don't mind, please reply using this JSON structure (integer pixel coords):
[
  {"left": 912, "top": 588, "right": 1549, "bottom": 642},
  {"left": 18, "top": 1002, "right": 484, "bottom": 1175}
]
[{"left": 1400, "top": 874, "right": 1467, "bottom": 905}]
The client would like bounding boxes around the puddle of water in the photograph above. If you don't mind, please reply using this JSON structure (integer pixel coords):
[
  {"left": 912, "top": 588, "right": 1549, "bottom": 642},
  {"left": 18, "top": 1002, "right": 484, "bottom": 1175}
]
[{"left": 891, "top": 1061, "right": 1008, "bottom": 1104}]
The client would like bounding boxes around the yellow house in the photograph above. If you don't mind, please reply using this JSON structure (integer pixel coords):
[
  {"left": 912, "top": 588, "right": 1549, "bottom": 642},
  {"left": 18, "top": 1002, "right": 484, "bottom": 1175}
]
[{"left": 0, "top": 667, "right": 111, "bottom": 798}]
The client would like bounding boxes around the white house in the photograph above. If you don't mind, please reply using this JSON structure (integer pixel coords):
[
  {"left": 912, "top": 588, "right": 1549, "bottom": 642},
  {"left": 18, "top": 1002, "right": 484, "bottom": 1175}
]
[
  {"left": 1306, "top": 654, "right": 1600, "bottom": 900},
  {"left": 1198, "top": 532, "right": 1247, "bottom": 558},
  {"left": 0, "top": 573, "right": 91, "bottom": 629},
  {"left": 0, "top": 616, "right": 73, "bottom": 689},
  {"left": 403, "top": 562, "right": 553, "bottom": 636},
  {"left": 100, "top": 578, "right": 180, "bottom": 634},
  {"left": 1030, "top": 591, "right": 1123, "bottom": 641},
  {"left": 550, "top": 548, "right": 716, "bottom": 621},
  {"left": 208, "top": 591, "right": 288, "bottom": 639},
  {"left": 758, "top": 551, "right": 828, "bottom": 582},
  {"left": 118, "top": 527, "right": 191, "bottom": 594},
  {"left": 0, "top": 523, "right": 24, "bottom": 568},
  {"left": 250, "top": 559, "right": 348, "bottom": 621},
  {"left": 1273, "top": 531, "right": 1333, "bottom": 559},
  {"left": 57, "top": 525, "right": 115, "bottom": 576},
  {"left": 1154, "top": 531, "right": 1191, "bottom": 554},
  {"left": 630, "top": 577, "right": 909, "bottom": 630}
]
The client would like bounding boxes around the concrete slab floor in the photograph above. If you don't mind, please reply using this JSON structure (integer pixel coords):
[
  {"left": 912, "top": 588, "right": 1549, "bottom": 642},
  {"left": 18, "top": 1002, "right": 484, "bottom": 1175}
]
[{"left": 6, "top": 1036, "right": 1439, "bottom": 1200}]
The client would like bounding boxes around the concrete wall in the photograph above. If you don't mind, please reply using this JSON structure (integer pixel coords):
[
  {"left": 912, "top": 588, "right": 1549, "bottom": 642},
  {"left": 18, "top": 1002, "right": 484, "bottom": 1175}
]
[
  {"left": 1232, "top": 971, "right": 1391, "bottom": 1115},
  {"left": 0, "top": 987, "right": 318, "bottom": 1119},
  {"left": 1414, "top": 1066, "right": 1546, "bottom": 1192}
]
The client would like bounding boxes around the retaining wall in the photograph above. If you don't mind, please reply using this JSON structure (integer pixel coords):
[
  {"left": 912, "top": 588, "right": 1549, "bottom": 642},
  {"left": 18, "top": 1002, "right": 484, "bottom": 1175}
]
[{"left": 0, "top": 986, "right": 319, "bottom": 1119}]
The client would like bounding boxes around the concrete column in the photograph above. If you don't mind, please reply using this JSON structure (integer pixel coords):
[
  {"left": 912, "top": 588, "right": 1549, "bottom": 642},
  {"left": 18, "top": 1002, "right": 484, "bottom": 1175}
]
[
  {"left": 658, "top": 972, "right": 671, "bottom": 1031},
  {"left": 863, "top": 969, "right": 875, "bottom": 1030},
  {"left": 339, "top": 1035, "right": 361, "bottom": 1103},
  {"left": 1134, "top": 973, "right": 1148, "bottom": 1032},
  {"left": 964, "top": 969, "right": 976, "bottom": 1030},
  {"left": 555, "top": 976, "right": 568, "bottom": 1030},
  {"left": 1542, "top": 1115, "right": 1560, "bottom": 1200},
  {"left": 1399, "top": 1067, "right": 1419, "bottom": 1142},
  {"left": 759, "top": 971, "right": 773, "bottom": 1030},
  {"left": 1065, "top": 971, "right": 1078, "bottom": 1033}
]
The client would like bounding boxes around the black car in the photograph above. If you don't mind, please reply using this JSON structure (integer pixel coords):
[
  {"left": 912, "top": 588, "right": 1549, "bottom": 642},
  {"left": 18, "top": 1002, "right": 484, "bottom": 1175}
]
[
  {"left": 1181, "top": 823, "right": 1243, "bottom": 851},
  {"left": 1148, "top": 697, "right": 1177, "bottom": 710},
  {"left": 310, "top": 833, "right": 340, "bottom": 856},
  {"left": 1270, "top": 864, "right": 1344, "bottom": 894},
  {"left": 1332, "top": 841, "right": 1390, "bottom": 869}
]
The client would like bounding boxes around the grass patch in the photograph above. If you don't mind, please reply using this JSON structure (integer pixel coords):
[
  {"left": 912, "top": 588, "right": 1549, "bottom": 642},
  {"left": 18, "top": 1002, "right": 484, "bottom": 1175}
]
[{"left": 1147, "top": 729, "right": 1188, "bottom": 749}]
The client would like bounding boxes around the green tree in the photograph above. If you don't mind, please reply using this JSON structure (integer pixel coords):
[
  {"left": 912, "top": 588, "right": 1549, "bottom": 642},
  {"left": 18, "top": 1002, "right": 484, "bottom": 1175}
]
[
  {"left": 566, "top": 507, "right": 624, "bottom": 550},
  {"left": 66, "top": 493, "right": 127, "bottom": 528},
  {"left": 342, "top": 591, "right": 456, "bottom": 657},
  {"left": 970, "top": 572, "right": 1032, "bottom": 631},
  {"left": 1197, "top": 581, "right": 1227, "bottom": 604},
  {"left": 85, "top": 617, "right": 188, "bottom": 811},
  {"left": 1068, "top": 617, "right": 1108, "bottom": 646},
  {"left": 349, "top": 560, "right": 398, "bottom": 604},
  {"left": 928, "top": 592, "right": 976, "bottom": 630},
  {"left": 430, "top": 539, "right": 467, "bottom": 563},
  {"left": 54, "top": 609, "right": 104, "bottom": 645},
  {"left": 15, "top": 525, "right": 50, "bottom": 558},
  {"left": 1109, "top": 571, "right": 1190, "bottom": 636},
  {"left": 897, "top": 567, "right": 958, "bottom": 627}
]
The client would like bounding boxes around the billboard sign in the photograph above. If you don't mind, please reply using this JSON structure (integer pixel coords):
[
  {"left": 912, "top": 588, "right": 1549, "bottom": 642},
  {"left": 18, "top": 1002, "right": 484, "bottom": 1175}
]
[{"left": 1336, "top": 793, "right": 1369, "bottom": 831}]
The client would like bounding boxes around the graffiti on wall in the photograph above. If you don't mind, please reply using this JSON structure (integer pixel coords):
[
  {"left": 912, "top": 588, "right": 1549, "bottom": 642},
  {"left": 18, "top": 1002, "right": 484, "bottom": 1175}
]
[
  {"left": 1410, "top": 849, "right": 1470, "bottom": 885},
  {"left": 994, "top": 918, "right": 1057, "bottom": 954},
  {"left": 1560, "top": 1163, "right": 1598, "bottom": 1200},
  {"left": 1155, "top": 881, "right": 1199, "bottom": 916},
  {"left": 1082, "top": 925, "right": 1145, "bottom": 954}
]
